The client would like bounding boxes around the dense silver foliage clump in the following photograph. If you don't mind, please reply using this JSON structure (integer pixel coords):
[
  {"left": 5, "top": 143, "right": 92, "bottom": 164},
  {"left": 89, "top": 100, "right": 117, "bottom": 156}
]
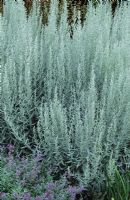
[{"left": 1, "top": 0, "right": 130, "bottom": 188}]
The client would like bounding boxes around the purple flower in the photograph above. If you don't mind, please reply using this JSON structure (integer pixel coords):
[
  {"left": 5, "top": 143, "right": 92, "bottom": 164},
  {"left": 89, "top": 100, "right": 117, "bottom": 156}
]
[
  {"left": 7, "top": 144, "right": 14, "bottom": 154},
  {"left": 46, "top": 182, "right": 56, "bottom": 191},
  {"left": 44, "top": 192, "right": 50, "bottom": 198},
  {"left": 12, "top": 192, "right": 20, "bottom": 199},
  {"left": 35, "top": 196, "right": 43, "bottom": 200},
  {"left": 68, "top": 186, "right": 78, "bottom": 200},
  {"left": 44, "top": 192, "right": 54, "bottom": 200},
  {"left": 78, "top": 186, "right": 85, "bottom": 193},
  {"left": 0, "top": 192, "right": 6, "bottom": 198},
  {"left": 34, "top": 153, "right": 44, "bottom": 162},
  {"left": 23, "top": 192, "right": 31, "bottom": 200},
  {"left": 16, "top": 169, "right": 21, "bottom": 177},
  {"left": 68, "top": 186, "right": 77, "bottom": 193}
]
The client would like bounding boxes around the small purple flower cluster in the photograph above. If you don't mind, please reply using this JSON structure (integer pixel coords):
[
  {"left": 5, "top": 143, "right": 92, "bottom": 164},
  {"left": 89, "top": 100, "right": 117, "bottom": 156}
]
[
  {"left": 7, "top": 144, "right": 14, "bottom": 154},
  {"left": 68, "top": 186, "right": 85, "bottom": 200},
  {"left": 12, "top": 192, "right": 44, "bottom": 200},
  {"left": 0, "top": 192, "right": 6, "bottom": 198},
  {"left": 0, "top": 144, "right": 86, "bottom": 200}
]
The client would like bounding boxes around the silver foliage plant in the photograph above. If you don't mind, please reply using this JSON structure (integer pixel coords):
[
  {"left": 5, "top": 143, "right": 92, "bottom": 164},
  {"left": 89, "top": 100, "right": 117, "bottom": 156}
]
[{"left": 1, "top": 0, "right": 130, "bottom": 188}]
